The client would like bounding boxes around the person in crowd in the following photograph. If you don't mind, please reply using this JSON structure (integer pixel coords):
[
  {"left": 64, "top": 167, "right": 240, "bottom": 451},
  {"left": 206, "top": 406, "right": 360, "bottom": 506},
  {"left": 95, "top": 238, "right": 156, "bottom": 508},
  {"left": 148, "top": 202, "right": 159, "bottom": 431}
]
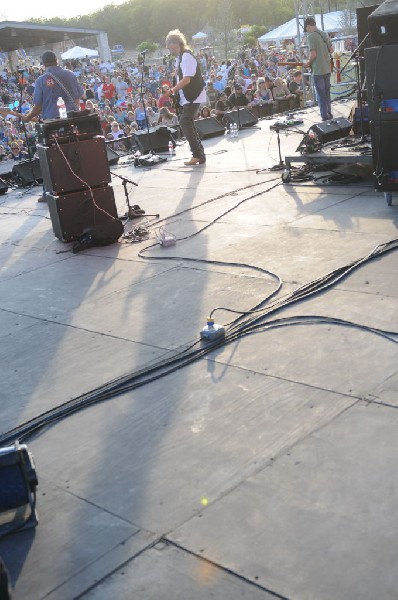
[
  {"left": 158, "top": 106, "right": 179, "bottom": 127},
  {"left": 8, "top": 140, "right": 28, "bottom": 160},
  {"left": 257, "top": 77, "right": 275, "bottom": 105},
  {"left": 288, "top": 70, "right": 304, "bottom": 107},
  {"left": 101, "top": 76, "right": 116, "bottom": 107},
  {"left": 199, "top": 105, "right": 212, "bottom": 119},
  {"left": 213, "top": 74, "right": 225, "bottom": 92},
  {"left": 166, "top": 29, "right": 207, "bottom": 166},
  {"left": 158, "top": 84, "right": 175, "bottom": 112},
  {"left": 205, "top": 81, "right": 218, "bottom": 108},
  {"left": 228, "top": 84, "right": 249, "bottom": 108},
  {"left": 304, "top": 16, "right": 333, "bottom": 121},
  {"left": 135, "top": 100, "right": 147, "bottom": 129},
  {"left": 214, "top": 92, "right": 229, "bottom": 124},
  {"left": 115, "top": 75, "right": 128, "bottom": 102},
  {"left": 0, "top": 143, "right": 8, "bottom": 161}
]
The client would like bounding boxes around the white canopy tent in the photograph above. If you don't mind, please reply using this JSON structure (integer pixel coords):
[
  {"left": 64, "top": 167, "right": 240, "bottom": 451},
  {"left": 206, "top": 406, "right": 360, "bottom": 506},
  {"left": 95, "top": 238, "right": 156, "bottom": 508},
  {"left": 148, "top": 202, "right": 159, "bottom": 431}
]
[
  {"left": 192, "top": 32, "right": 207, "bottom": 40},
  {"left": 258, "top": 11, "right": 353, "bottom": 46},
  {"left": 61, "top": 46, "right": 99, "bottom": 60}
]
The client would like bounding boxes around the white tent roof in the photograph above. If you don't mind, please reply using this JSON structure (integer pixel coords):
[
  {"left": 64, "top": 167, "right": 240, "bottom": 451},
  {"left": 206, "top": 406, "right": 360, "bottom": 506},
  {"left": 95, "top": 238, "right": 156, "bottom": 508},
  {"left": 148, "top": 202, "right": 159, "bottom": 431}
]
[
  {"left": 61, "top": 46, "right": 99, "bottom": 60},
  {"left": 192, "top": 32, "right": 207, "bottom": 40},
  {"left": 258, "top": 11, "right": 350, "bottom": 43}
]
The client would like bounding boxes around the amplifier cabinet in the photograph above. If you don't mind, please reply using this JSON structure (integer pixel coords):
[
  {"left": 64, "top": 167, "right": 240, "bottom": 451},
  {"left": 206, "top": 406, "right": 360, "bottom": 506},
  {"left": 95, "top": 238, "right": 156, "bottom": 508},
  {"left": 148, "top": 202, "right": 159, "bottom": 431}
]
[
  {"left": 47, "top": 185, "right": 118, "bottom": 242},
  {"left": 365, "top": 44, "right": 398, "bottom": 119},
  {"left": 371, "top": 120, "right": 398, "bottom": 191},
  {"left": 35, "top": 113, "right": 102, "bottom": 145},
  {"left": 37, "top": 137, "right": 111, "bottom": 195}
]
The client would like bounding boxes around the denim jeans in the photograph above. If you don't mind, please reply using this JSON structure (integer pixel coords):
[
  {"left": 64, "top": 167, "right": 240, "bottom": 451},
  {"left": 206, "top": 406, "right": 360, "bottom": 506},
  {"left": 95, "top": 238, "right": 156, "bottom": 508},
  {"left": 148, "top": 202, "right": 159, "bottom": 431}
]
[
  {"left": 179, "top": 103, "right": 205, "bottom": 160},
  {"left": 313, "top": 73, "right": 332, "bottom": 121}
]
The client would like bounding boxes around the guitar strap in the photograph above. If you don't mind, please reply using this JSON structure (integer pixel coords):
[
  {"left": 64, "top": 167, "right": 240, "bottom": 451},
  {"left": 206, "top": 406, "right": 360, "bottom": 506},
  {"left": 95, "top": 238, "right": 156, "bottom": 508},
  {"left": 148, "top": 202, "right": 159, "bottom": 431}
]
[
  {"left": 46, "top": 71, "right": 78, "bottom": 108},
  {"left": 315, "top": 31, "right": 334, "bottom": 71}
]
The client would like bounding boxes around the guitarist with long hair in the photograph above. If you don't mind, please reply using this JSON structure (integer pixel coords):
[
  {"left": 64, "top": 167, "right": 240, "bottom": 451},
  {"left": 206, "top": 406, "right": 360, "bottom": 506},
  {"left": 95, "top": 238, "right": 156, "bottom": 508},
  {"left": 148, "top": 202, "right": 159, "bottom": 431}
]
[{"left": 166, "top": 29, "right": 207, "bottom": 166}]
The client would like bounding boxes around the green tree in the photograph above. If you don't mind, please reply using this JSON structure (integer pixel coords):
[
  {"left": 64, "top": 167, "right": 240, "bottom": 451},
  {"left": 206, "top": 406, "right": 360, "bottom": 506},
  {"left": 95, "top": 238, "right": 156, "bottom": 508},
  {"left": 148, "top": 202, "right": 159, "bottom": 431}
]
[
  {"left": 137, "top": 41, "right": 158, "bottom": 55},
  {"left": 212, "top": 0, "right": 239, "bottom": 61}
]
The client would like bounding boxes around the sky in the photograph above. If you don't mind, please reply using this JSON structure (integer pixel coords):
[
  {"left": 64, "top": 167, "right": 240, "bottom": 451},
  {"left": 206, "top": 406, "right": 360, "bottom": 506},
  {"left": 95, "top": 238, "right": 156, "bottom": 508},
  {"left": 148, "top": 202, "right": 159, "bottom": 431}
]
[{"left": 0, "top": 0, "right": 127, "bottom": 22}]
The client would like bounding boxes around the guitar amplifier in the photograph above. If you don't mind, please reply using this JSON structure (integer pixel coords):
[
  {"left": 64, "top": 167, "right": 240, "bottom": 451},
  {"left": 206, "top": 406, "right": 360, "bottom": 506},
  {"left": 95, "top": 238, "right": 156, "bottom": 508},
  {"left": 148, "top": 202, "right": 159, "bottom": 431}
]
[
  {"left": 310, "top": 118, "right": 352, "bottom": 143},
  {"left": 47, "top": 185, "right": 119, "bottom": 242},
  {"left": 37, "top": 137, "right": 111, "bottom": 195},
  {"left": 35, "top": 112, "right": 102, "bottom": 145}
]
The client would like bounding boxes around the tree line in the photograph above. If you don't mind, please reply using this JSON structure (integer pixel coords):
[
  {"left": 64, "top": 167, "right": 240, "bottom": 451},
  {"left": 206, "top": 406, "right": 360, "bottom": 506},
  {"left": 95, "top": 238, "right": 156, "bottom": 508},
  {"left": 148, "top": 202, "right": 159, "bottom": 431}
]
[{"left": 29, "top": 0, "right": 365, "bottom": 51}]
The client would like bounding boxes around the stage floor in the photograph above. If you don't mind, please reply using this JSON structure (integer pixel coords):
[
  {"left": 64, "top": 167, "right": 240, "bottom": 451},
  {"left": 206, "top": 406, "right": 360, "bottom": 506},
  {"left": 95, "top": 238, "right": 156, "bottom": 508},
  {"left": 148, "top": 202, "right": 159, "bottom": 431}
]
[{"left": 1, "top": 99, "right": 398, "bottom": 600}]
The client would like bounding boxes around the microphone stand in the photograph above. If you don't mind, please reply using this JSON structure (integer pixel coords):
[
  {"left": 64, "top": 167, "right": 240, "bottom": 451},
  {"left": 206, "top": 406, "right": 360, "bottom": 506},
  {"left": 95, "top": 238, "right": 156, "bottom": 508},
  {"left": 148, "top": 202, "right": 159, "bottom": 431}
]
[
  {"left": 138, "top": 51, "right": 161, "bottom": 159},
  {"left": 16, "top": 69, "right": 40, "bottom": 187},
  {"left": 340, "top": 34, "right": 370, "bottom": 142},
  {"left": 110, "top": 171, "right": 159, "bottom": 219}
]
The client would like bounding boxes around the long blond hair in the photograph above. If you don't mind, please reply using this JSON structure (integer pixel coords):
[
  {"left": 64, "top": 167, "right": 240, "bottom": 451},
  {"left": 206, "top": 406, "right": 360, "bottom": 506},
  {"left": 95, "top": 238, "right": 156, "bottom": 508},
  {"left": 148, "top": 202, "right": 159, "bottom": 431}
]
[{"left": 165, "top": 29, "right": 192, "bottom": 53}]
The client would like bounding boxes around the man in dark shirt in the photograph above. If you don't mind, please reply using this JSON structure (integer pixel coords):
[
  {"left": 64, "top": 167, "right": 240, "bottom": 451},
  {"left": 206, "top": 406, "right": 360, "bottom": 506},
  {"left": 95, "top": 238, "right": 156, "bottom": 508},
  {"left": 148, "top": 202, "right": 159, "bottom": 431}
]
[{"left": 228, "top": 84, "right": 249, "bottom": 108}]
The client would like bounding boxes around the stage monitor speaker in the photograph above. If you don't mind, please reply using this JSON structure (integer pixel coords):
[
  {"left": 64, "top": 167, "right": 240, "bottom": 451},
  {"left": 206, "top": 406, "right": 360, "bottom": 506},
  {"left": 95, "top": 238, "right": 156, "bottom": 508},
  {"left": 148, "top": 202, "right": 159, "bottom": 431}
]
[
  {"left": 310, "top": 118, "right": 352, "bottom": 143},
  {"left": 194, "top": 117, "right": 225, "bottom": 139},
  {"left": 365, "top": 43, "right": 398, "bottom": 118},
  {"left": 134, "top": 126, "right": 176, "bottom": 153},
  {"left": 106, "top": 145, "right": 120, "bottom": 165},
  {"left": 37, "top": 137, "right": 111, "bottom": 195},
  {"left": 370, "top": 120, "right": 398, "bottom": 190},
  {"left": 224, "top": 109, "right": 258, "bottom": 128},
  {"left": 0, "top": 178, "right": 8, "bottom": 195},
  {"left": 368, "top": 0, "right": 398, "bottom": 45},
  {"left": 47, "top": 185, "right": 119, "bottom": 242},
  {"left": 12, "top": 159, "right": 42, "bottom": 187}
]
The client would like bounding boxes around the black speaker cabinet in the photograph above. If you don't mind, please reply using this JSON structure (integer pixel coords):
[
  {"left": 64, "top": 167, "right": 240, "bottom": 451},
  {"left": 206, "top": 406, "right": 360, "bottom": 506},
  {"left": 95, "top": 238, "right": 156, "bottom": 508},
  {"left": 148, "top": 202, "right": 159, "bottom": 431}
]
[
  {"left": 12, "top": 159, "right": 43, "bottom": 187},
  {"left": 47, "top": 185, "right": 119, "bottom": 242},
  {"left": 310, "top": 118, "right": 352, "bottom": 143},
  {"left": 0, "top": 178, "right": 8, "bottom": 195},
  {"left": 37, "top": 137, "right": 111, "bottom": 195},
  {"left": 224, "top": 109, "right": 258, "bottom": 128},
  {"left": 358, "top": 5, "right": 379, "bottom": 52},
  {"left": 194, "top": 117, "right": 225, "bottom": 139},
  {"left": 249, "top": 103, "right": 273, "bottom": 118},
  {"left": 371, "top": 120, "right": 398, "bottom": 191},
  {"left": 134, "top": 126, "right": 176, "bottom": 153},
  {"left": 351, "top": 105, "right": 370, "bottom": 134},
  {"left": 365, "top": 44, "right": 398, "bottom": 118},
  {"left": 106, "top": 145, "right": 120, "bottom": 165},
  {"left": 368, "top": 0, "right": 398, "bottom": 45}
]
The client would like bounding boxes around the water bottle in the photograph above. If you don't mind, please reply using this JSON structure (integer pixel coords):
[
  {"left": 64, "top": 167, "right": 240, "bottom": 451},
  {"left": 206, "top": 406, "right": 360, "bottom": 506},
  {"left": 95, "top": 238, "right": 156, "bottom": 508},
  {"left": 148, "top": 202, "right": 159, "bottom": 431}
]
[
  {"left": 57, "top": 97, "right": 67, "bottom": 119},
  {"left": 200, "top": 317, "right": 225, "bottom": 341},
  {"left": 168, "top": 140, "right": 174, "bottom": 155}
]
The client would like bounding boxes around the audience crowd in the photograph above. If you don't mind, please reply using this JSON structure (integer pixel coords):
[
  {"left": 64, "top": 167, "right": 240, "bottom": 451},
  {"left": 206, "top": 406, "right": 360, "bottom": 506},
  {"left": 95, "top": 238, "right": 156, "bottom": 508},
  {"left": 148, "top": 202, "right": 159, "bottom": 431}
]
[{"left": 0, "top": 44, "right": 309, "bottom": 160}]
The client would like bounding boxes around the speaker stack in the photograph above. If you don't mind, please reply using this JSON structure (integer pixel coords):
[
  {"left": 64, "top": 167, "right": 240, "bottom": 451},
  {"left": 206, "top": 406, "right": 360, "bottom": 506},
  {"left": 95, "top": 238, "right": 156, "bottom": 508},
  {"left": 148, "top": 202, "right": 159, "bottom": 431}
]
[
  {"left": 36, "top": 113, "right": 120, "bottom": 242},
  {"left": 366, "top": 1, "right": 398, "bottom": 191}
]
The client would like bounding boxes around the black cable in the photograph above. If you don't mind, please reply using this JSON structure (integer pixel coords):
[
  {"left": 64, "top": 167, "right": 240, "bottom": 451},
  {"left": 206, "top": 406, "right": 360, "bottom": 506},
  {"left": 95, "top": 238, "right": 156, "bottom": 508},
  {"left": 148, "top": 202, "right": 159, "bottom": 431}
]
[{"left": 1, "top": 238, "right": 397, "bottom": 447}]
